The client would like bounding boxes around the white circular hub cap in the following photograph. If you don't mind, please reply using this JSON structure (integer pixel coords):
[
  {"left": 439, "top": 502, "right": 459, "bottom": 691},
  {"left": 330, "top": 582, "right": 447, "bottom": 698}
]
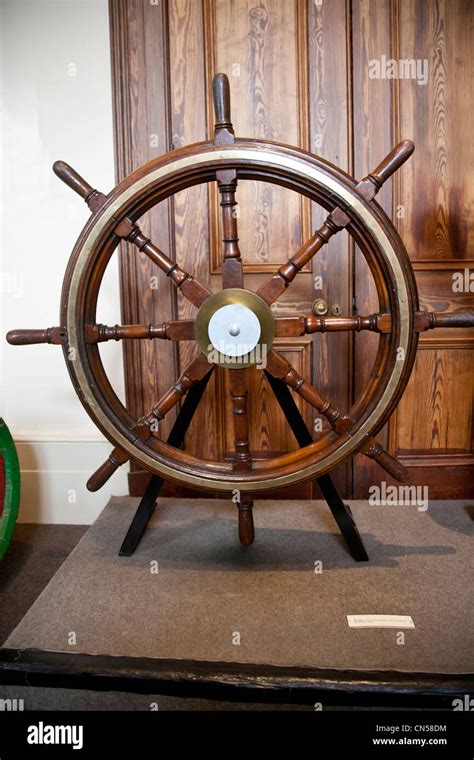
[{"left": 208, "top": 303, "right": 261, "bottom": 358}]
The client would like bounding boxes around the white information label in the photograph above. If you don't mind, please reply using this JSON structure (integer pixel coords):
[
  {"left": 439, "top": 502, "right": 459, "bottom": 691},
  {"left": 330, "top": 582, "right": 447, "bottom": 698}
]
[{"left": 347, "top": 615, "right": 415, "bottom": 629}]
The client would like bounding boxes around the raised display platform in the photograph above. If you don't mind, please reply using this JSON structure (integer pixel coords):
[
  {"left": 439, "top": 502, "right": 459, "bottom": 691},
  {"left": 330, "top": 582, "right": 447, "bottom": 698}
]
[{"left": 1, "top": 497, "right": 473, "bottom": 707}]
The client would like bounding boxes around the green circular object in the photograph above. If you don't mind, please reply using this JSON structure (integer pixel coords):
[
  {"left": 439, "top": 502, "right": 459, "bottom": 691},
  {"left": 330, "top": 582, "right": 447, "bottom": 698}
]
[{"left": 0, "top": 418, "right": 20, "bottom": 560}]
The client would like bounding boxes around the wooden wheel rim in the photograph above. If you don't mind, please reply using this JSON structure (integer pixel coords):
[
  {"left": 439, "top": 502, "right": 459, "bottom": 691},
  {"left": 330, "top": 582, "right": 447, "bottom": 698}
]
[{"left": 62, "top": 141, "right": 418, "bottom": 492}]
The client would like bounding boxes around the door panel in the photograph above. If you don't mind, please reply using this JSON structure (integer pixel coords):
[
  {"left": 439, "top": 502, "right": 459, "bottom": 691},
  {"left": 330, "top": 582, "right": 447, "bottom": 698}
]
[
  {"left": 307, "top": 0, "right": 353, "bottom": 496},
  {"left": 351, "top": 0, "right": 393, "bottom": 496},
  {"left": 168, "top": 0, "right": 221, "bottom": 462},
  {"left": 205, "top": 0, "right": 311, "bottom": 271}
]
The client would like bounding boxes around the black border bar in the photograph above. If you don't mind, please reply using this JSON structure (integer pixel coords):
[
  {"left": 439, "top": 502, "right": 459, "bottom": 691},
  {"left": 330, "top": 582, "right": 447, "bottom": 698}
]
[{"left": 0, "top": 648, "right": 472, "bottom": 708}]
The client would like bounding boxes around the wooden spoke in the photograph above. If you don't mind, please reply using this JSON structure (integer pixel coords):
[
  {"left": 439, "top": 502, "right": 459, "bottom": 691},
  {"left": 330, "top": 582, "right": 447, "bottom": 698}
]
[
  {"left": 257, "top": 140, "right": 415, "bottom": 306},
  {"left": 212, "top": 75, "right": 250, "bottom": 472},
  {"left": 265, "top": 349, "right": 408, "bottom": 483},
  {"left": 228, "top": 368, "right": 252, "bottom": 471},
  {"left": 14, "top": 309, "right": 471, "bottom": 349},
  {"left": 303, "top": 313, "right": 391, "bottom": 334},
  {"left": 87, "top": 353, "right": 213, "bottom": 491},
  {"left": 212, "top": 73, "right": 243, "bottom": 289},
  {"left": 274, "top": 308, "right": 474, "bottom": 338},
  {"left": 256, "top": 214, "right": 342, "bottom": 305},
  {"left": 7, "top": 320, "right": 198, "bottom": 346},
  {"left": 139, "top": 353, "right": 212, "bottom": 429},
  {"left": 112, "top": 218, "right": 211, "bottom": 308},
  {"left": 218, "top": 178, "right": 243, "bottom": 288},
  {"left": 53, "top": 161, "right": 211, "bottom": 309},
  {"left": 84, "top": 320, "right": 195, "bottom": 343},
  {"left": 265, "top": 350, "right": 352, "bottom": 432},
  {"left": 274, "top": 314, "right": 392, "bottom": 337}
]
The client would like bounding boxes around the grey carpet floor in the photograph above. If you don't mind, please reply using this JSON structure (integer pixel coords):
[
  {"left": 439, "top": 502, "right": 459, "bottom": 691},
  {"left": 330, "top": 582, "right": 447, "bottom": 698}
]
[
  {"left": 0, "top": 523, "right": 87, "bottom": 645},
  {"left": 0, "top": 524, "right": 308, "bottom": 710},
  {"left": 5, "top": 497, "right": 473, "bottom": 674}
]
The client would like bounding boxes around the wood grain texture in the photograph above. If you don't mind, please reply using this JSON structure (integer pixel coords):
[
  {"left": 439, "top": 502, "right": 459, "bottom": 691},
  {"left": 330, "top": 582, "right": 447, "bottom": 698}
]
[
  {"left": 395, "top": 0, "right": 474, "bottom": 262},
  {"left": 168, "top": 0, "right": 223, "bottom": 462},
  {"left": 110, "top": 0, "right": 177, "bottom": 445},
  {"left": 386, "top": 0, "right": 474, "bottom": 494},
  {"left": 351, "top": 0, "right": 474, "bottom": 496},
  {"left": 393, "top": 348, "right": 474, "bottom": 452},
  {"left": 307, "top": 0, "right": 352, "bottom": 495},
  {"left": 228, "top": 368, "right": 252, "bottom": 470},
  {"left": 205, "top": 0, "right": 310, "bottom": 272},
  {"left": 351, "top": 0, "right": 393, "bottom": 497}
]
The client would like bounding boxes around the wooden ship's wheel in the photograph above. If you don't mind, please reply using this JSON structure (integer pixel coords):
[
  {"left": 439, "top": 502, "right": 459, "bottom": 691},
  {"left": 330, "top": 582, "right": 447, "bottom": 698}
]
[{"left": 7, "top": 74, "right": 474, "bottom": 559}]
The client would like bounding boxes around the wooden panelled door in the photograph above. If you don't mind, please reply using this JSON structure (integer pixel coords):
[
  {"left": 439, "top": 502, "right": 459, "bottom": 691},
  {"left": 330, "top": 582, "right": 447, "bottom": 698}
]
[{"left": 109, "top": 0, "right": 473, "bottom": 499}]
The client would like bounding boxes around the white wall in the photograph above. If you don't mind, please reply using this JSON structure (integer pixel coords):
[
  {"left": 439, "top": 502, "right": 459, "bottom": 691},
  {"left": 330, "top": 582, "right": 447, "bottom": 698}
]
[{"left": 0, "top": 0, "right": 129, "bottom": 523}]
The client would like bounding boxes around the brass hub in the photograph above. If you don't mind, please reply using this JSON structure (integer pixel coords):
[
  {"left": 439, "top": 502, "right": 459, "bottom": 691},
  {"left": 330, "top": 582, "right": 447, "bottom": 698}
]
[{"left": 195, "top": 288, "right": 275, "bottom": 367}]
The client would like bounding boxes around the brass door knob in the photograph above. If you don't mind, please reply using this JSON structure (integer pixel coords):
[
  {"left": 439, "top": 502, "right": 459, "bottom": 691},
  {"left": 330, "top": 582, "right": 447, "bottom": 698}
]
[{"left": 312, "top": 298, "right": 328, "bottom": 316}]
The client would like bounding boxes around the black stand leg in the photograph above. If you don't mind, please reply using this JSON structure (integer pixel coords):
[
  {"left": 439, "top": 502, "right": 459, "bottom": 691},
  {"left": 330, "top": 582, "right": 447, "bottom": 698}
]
[
  {"left": 264, "top": 370, "right": 369, "bottom": 562},
  {"left": 119, "top": 373, "right": 212, "bottom": 557},
  {"left": 315, "top": 474, "right": 369, "bottom": 562}
]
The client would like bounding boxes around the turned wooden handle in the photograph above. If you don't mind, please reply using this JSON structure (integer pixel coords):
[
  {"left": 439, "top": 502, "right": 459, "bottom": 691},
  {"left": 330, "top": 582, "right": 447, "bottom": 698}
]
[
  {"left": 87, "top": 450, "right": 127, "bottom": 492},
  {"left": 53, "top": 160, "right": 93, "bottom": 199},
  {"left": 434, "top": 309, "right": 474, "bottom": 329},
  {"left": 7, "top": 329, "right": 49, "bottom": 345},
  {"left": 368, "top": 443, "right": 408, "bottom": 483},
  {"left": 369, "top": 140, "right": 414, "bottom": 187},
  {"left": 236, "top": 497, "right": 255, "bottom": 546},
  {"left": 213, "top": 73, "right": 232, "bottom": 128},
  {"left": 6, "top": 327, "right": 65, "bottom": 345}
]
